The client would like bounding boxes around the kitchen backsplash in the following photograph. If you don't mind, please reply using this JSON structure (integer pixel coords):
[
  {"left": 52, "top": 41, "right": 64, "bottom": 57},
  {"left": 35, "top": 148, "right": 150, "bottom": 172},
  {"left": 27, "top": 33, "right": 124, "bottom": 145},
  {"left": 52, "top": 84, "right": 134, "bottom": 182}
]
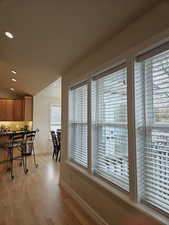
[{"left": 0, "top": 121, "right": 32, "bottom": 132}]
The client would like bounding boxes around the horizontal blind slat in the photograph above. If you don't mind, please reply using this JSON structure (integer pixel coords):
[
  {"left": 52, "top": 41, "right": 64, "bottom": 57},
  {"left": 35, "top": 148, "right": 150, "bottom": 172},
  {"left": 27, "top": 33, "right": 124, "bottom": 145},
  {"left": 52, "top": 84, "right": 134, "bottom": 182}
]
[
  {"left": 136, "top": 48, "right": 169, "bottom": 213},
  {"left": 69, "top": 84, "right": 88, "bottom": 168},
  {"left": 92, "top": 67, "right": 129, "bottom": 191}
]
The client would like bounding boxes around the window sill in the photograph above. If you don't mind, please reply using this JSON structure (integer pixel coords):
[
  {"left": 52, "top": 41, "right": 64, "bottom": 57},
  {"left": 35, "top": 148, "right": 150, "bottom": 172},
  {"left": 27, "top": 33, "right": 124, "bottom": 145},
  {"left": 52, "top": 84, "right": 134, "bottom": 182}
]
[{"left": 65, "top": 160, "right": 168, "bottom": 225}]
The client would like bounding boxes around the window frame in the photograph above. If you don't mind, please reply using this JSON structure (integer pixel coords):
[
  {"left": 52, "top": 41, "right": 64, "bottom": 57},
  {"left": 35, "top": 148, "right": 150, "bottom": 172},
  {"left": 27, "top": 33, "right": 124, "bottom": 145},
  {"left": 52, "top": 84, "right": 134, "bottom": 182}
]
[
  {"left": 67, "top": 39, "right": 169, "bottom": 222},
  {"left": 136, "top": 49, "right": 169, "bottom": 217},
  {"left": 91, "top": 63, "right": 130, "bottom": 193},
  {"left": 68, "top": 80, "right": 90, "bottom": 170}
]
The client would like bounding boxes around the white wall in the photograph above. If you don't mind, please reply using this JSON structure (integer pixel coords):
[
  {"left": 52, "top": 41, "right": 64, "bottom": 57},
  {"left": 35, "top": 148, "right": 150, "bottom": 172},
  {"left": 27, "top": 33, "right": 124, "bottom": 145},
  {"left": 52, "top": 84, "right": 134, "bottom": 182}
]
[{"left": 33, "top": 78, "right": 61, "bottom": 154}]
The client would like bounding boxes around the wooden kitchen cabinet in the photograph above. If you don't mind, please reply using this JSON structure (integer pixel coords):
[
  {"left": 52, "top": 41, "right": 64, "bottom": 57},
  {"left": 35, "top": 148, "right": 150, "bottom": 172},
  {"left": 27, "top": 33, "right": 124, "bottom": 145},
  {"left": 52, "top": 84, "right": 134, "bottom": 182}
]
[
  {"left": 13, "top": 99, "right": 24, "bottom": 121},
  {"left": 23, "top": 96, "right": 33, "bottom": 121},
  {"left": 0, "top": 99, "right": 6, "bottom": 121},
  {"left": 0, "top": 99, "right": 14, "bottom": 121},
  {"left": 0, "top": 96, "right": 33, "bottom": 121},
  {"left": 5, "top": 100, "right": 14, "bottom": 121}
]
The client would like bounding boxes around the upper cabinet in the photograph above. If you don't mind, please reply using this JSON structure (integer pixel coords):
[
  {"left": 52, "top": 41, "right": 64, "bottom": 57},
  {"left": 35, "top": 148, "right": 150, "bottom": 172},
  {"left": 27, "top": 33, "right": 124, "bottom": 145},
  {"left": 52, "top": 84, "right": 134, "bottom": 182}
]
[
  {"left": 5, "top": 100, "right": 14, "bottom": 121},
  {"left": 0, "top": 99, "right": 7, "bottom": 121},
  {"left": 0, "top": 99, "right": 14, "bottom": 121},
  {"left": 13, "top": 99, "right": 24, "bottom": 121},
  {"left": 0, "top": 96, "right": 33, "bottom": 121},
  {"left": 23, "top": 96, "right": 33, "bottom": 121}
]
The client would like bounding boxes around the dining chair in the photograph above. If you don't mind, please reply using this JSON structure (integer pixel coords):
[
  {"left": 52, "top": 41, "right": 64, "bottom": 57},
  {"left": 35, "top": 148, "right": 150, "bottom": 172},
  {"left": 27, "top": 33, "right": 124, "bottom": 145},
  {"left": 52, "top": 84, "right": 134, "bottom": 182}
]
[
  {"left": 51, "top": 131, "right": 60, "bottom": 161},
  {"left": 56, "top": 129, "right": 61, "bottom": 162}
]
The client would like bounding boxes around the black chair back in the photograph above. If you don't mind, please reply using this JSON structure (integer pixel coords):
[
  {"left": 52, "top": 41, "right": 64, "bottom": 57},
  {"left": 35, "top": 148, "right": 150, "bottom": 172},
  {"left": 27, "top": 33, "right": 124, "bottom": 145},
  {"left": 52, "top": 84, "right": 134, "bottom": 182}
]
[
  {"left": 51, "top": 131, "right": 58, "bottom": 147},
  {"left": 56, "top": 130, "right": 61, "bottom": 162},
  {"left": 25, "top": 130, "right": 38, "bottom": 167},
  {"left": 7, "top": 132, "right": 26, "bottom": 179},
  {"left": 57, "top": 130, "right": 61, "bottom": 148},
  {"left": 11, "top": 132, "right": 25, "bottom": 148},
  {"left": 24, "top": 131, "right": 36, "bottom": 155},
  {"left": 51, "top": 131, "right": 60, "bottom": 161},
  {"left": 25, "top": 131, "right": 36, "bottom": 143}
]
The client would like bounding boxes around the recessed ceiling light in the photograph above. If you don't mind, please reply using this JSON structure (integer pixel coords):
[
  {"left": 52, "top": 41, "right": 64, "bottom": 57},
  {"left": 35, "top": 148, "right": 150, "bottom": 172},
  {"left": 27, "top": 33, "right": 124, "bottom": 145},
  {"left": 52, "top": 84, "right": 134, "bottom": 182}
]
[
  {"left": 10, "top": 88, "right": 15, "bottom": 91},
  {"left": 11, "top": 70, "right": 16, "bottom": 74},
  {"left": 12, "top": 78, "right": 16, "bottom": 82},
  {"left": 5, "top": 31, "right": 14, "bottom": 39}
]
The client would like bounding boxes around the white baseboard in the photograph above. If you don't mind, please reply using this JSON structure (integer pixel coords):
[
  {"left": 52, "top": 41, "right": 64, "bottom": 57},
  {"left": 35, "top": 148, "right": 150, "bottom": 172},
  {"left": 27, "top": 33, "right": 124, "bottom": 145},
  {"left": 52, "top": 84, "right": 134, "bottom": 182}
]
[{"left": 60, "top": 180, "right": 109, "bottom": 225}]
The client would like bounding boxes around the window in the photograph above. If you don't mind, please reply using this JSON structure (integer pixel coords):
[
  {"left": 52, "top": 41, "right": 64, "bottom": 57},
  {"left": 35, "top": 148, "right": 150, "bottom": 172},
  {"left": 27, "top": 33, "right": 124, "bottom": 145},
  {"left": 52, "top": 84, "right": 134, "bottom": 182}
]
[
  {"left": 69, "top": 84, "right": 88, "bottom": 168},
  {"left": 50, "top": 104, "right": 61, "bottom": 132},
  {"left": 92, "top": 66, "right": 129, "bottom": 191},
  {"left": 136, "top": 49, "right": 169, "bottom": 214},
  {"left": 68, "top": 41, "right": 169, "bottom": 220}
]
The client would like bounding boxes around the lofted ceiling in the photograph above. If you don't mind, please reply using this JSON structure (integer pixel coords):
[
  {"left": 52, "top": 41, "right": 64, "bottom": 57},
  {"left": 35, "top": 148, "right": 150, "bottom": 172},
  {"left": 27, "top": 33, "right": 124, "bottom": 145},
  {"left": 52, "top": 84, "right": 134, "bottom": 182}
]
[{"left": 0, "top": 0, "right": 160, "bottom": 96}]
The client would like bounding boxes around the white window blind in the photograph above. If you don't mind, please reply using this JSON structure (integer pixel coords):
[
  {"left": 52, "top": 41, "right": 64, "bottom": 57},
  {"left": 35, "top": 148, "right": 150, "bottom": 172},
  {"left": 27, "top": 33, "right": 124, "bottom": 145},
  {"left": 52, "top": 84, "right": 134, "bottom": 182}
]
[
  {"left": 69, "top": 84, "right": 88, "bottom": 168},
  {"left": 92, "top": 67, "right": 129, "bottom": 191},
  {"left": 136, "top": 49, "right": 169, "bottom": 214}
]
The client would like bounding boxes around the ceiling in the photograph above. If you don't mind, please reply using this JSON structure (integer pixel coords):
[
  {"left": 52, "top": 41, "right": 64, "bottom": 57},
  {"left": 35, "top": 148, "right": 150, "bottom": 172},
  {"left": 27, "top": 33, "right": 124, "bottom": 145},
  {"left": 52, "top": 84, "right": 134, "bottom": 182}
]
[{"left": 0, "top": 0, "right": 160, "bottom": 96}]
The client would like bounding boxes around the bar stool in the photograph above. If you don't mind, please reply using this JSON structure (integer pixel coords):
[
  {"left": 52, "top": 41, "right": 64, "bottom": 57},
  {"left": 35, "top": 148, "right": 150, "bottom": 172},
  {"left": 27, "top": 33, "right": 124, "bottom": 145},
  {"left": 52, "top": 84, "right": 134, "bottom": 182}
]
[
  {"left": 25, "top": 131, "right": 38, "bottom": 168},
  {"left": 8, "top": 132, "right": 27, "bottom": 179}
]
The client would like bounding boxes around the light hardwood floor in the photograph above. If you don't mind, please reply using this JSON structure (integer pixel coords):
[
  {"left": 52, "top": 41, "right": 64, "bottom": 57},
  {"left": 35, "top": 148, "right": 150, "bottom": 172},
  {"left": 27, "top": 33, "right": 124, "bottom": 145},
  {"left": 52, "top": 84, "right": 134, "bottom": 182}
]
[{"left": 0, "top": 154, "right": 97, "bottom": 225}]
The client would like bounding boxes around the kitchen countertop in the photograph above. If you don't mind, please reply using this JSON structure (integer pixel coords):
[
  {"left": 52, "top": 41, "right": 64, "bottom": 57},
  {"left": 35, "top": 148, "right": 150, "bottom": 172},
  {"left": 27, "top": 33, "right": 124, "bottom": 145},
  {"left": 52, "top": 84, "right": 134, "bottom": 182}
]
[{"left": 0, "top": 130, "right": 27, "bottom": 136}]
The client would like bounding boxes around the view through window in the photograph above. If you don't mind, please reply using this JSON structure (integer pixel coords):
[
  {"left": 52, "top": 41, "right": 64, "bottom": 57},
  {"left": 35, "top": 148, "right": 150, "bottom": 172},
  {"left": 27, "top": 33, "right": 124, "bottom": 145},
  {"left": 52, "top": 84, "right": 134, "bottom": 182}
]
[{"left": 50, "top": 104, "right": 61, "bottom": 132}]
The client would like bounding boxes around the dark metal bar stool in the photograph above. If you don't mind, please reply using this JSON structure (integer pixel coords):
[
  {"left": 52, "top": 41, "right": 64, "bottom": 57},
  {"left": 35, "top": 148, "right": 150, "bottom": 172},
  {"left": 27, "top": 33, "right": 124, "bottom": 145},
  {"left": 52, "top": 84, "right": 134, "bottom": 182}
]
[
  {"left": 8, "top": 132, "right": 27, "bottom": 179},
  {"left": 25, "top": 131, "right": 38, "bottom": 168}
]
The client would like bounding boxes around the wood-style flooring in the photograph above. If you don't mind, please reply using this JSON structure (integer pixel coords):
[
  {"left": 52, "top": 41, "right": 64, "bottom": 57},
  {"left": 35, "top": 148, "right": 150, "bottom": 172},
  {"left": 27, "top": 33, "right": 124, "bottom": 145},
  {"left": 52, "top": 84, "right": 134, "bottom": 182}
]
[{"left": 0, "top": 154, "right": 97, "bottom": 225}]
